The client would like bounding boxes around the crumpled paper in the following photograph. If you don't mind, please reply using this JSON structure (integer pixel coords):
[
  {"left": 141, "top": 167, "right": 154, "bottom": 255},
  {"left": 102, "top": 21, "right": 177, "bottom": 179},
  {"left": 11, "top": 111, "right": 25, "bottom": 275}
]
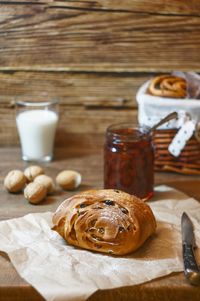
[
  {"left": 173, "top": 71, "right": 200, "bottom": 99},
  {"left": 0, "top": 185, "right": 200, "bottom": 301}
]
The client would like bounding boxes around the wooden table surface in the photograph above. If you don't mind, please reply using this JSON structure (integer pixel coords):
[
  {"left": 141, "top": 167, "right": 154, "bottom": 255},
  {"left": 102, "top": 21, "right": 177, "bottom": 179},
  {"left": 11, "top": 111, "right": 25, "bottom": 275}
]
[{"left": 0, "top": 145, "right": 200, "bottom": 301}]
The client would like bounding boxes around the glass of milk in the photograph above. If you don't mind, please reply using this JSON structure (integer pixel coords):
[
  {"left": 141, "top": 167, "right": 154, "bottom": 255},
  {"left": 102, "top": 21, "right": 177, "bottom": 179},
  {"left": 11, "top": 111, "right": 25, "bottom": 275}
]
[{"left": 15, "top": 99, "right": 59, "bottom": 162}]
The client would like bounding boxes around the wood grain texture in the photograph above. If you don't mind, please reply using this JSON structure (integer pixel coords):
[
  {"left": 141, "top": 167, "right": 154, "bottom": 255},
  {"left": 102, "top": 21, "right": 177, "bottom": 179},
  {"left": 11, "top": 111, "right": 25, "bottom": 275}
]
[
  {"left": 0, "top": 145, "right": 200, "bottom": 301},
  {"left": 3, "top": 0, "right": 200, "bottom": 15},
  {"left": 0, "top": 71, "right": 145, "bottom": 145},
  {"left": 0, "top": 3, "right": 200, "bottom": 72},
  {"left": 1, "top": 0, "right": 200, "bottom": 145},
  {"left": 0, "top": 71, "right": 147, "bottom": 107}
]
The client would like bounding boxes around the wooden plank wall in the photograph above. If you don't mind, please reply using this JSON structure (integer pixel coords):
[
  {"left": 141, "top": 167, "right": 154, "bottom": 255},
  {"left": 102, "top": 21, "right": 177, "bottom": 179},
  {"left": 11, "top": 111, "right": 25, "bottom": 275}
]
[{"left": 1, "top": 0, "right": 200, "bottom": 146}]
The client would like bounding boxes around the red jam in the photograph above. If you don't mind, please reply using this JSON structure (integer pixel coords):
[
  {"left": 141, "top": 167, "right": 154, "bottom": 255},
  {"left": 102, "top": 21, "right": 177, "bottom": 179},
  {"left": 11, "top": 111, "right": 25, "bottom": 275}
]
[{"left": 104, "top": 123, "right": 154, "bottom": 200}]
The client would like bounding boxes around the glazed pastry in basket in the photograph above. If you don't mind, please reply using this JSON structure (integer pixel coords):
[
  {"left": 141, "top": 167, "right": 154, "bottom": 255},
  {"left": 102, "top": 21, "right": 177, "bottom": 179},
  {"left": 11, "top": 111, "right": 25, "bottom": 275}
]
[
  {"left": 52, "top": 189, "right": 156, "bottom": 255},
  {"left": 148, "top": 75, "right": 187, "bottom": 98}
]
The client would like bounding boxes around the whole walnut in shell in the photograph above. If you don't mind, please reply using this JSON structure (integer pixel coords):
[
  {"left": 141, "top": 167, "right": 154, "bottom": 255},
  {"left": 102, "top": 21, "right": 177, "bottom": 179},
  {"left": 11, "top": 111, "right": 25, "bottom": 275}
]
[
  {"left": 56, "top": 170, "right": 82, "bottom": 190},
  {"left": 24, "top": 182, "right": 47, "bottom": 204},
  {"left": 24, "top": 165, "right": 44, "bottom": 182},
  {"left": 4, "top": 170, "right": 26, "bottom": 193},
  {"left": 34, "top": 175, "right": 55, "bottom": 194}
]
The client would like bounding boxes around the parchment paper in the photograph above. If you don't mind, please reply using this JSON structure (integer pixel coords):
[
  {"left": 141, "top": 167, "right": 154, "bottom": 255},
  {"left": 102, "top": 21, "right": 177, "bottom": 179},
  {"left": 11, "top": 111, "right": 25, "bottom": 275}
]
[{"left": 0, "top": 185, "right": 200, "bottom": 301}]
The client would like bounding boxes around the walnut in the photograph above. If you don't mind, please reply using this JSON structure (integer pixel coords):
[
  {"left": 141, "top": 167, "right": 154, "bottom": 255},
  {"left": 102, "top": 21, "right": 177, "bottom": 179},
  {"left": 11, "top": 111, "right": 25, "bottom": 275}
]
[
  {"left": 24, "top": 165, "right": 44, "bottom": 182},
  {"left": 24, "top": 182, "right": 47, "bottom": 204},
  {"left": 34, "top": 175, "right": 55, "bottom": 194},
  {"left": 4, "top": 170, "right": 26, "bottom": 193},
  {"left": 56, "top": 170, "right": 82, "bottom": 190}
]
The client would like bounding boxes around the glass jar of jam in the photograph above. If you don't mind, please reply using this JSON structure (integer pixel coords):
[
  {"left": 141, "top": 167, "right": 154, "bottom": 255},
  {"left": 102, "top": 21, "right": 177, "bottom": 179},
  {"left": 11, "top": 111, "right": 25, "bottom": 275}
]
[{"left": 104, "top": 123, "right": 154, "bottom": 200}]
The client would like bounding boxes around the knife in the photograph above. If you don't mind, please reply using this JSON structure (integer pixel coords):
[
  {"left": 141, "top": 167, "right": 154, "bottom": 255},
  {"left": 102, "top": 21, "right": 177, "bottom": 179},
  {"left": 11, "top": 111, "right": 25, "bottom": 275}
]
[{"left": 181, "top": 212, "right": 200, "bottom": 286}]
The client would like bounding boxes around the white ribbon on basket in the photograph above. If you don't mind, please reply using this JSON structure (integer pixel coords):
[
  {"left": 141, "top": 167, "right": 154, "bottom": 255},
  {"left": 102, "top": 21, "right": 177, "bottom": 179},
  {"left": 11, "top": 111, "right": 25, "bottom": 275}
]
[{"left": 168, "top": 113, "right": 196, "bottom": 157}]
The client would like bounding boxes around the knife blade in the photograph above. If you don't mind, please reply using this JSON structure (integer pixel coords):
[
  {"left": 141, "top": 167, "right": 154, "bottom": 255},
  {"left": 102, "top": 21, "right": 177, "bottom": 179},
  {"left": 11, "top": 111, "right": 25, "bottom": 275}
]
[{"left": 181, "top": 212, "right": 200, "bottom": 285}]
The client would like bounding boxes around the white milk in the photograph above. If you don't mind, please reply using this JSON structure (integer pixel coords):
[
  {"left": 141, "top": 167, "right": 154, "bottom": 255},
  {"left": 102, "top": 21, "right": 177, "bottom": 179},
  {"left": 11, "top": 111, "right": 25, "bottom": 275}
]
[{"left": 16, "top": 109, "right": 58, "bottom": 161}]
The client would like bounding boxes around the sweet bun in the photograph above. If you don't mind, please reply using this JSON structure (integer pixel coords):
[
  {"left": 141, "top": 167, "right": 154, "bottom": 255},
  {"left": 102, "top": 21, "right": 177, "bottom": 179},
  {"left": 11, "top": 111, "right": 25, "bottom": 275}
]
[
  {"left": 52, "top": 189, "right": 156, "bottom": 255},
  {"left": 148, "top": 75, "right": 187, "bottom": 98}
]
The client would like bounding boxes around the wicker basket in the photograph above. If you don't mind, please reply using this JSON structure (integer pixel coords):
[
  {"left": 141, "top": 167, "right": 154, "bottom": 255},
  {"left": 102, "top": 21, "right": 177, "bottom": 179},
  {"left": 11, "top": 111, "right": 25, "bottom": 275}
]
[{"left": 153, "top": 129, "right": 200, "bottom": 175}]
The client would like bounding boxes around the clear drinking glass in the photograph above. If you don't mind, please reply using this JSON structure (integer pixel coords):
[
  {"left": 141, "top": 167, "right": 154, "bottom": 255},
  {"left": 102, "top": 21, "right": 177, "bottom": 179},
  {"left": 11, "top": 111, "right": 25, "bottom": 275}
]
[{"left": 15, "top": 99, "right": 59, "bottom": 162}]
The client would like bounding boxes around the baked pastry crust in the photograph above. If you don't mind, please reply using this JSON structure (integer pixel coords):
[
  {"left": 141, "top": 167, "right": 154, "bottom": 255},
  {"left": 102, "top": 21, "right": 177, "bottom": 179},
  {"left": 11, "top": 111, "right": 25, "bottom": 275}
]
[
  {"left": 148, "top": 75, "right": 187, "bottom": 98},
  {"left": 52, "top": 189, "right": 156, "bottom": 255}
]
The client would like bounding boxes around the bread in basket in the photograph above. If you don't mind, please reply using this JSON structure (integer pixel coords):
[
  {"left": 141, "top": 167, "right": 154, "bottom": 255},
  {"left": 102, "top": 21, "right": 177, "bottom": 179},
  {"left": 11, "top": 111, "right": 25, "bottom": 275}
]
[{"left": 136, "top": 74, "right": 200, "bottom": 175}]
